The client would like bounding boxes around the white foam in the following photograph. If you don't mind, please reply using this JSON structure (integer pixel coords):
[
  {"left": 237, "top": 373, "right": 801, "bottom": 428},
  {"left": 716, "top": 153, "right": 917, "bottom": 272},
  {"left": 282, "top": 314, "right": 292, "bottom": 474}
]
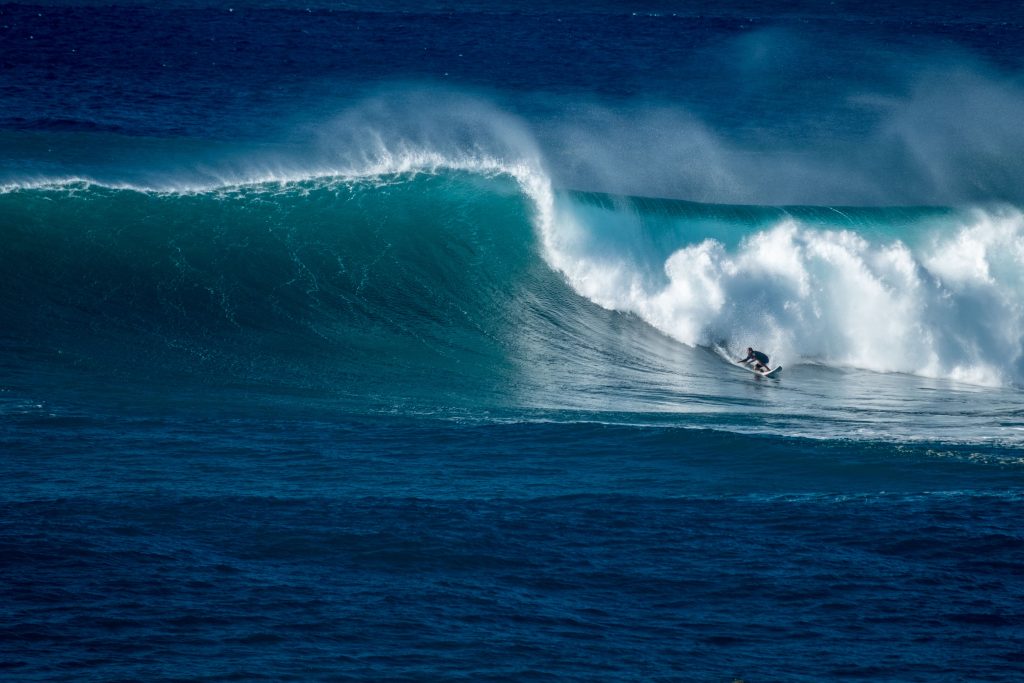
[{"left": 539, "top": 199, "right": 1024, "bottom": 388}]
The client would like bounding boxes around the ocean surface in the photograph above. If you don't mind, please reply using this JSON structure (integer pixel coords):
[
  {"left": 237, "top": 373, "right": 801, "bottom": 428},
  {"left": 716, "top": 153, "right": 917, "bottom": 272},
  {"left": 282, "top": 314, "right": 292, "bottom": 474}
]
[{"left": 2, "top": 2, "right": 1024, "bottom": 681}]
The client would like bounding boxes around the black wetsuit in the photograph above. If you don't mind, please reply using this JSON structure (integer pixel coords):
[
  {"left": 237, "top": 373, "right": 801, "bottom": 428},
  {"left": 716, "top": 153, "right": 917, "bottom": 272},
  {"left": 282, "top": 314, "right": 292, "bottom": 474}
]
[{"left": 743, "top": 350, "right": 769, "bottom": 366}]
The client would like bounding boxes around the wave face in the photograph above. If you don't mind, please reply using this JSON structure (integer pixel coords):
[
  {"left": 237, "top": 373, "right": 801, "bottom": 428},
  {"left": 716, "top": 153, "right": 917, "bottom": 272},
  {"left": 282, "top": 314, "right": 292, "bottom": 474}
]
[{"left": 1, "top": 173, "right": 553, "bottom": 407}]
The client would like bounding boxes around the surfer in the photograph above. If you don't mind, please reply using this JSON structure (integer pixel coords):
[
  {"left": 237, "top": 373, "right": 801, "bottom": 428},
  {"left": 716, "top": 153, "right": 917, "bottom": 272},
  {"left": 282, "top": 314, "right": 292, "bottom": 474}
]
[{"left": 738, "top": 347, "right": 771, "bottom": 373}]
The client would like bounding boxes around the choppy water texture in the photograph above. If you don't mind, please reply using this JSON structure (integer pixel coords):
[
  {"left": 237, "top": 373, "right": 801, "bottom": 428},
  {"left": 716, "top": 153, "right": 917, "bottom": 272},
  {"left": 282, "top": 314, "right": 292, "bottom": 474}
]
[{"left": 2, "top": 2, "right": 1024, "bottom": 681}]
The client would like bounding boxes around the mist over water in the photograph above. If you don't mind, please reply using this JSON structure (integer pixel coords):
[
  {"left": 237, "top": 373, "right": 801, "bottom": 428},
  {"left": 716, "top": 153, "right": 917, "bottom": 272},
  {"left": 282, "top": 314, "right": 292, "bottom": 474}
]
[
  {"left": 7, "top": 1, "right": 1024, "bottom": 205},
  {"left": 8, "top": 57, "right": 1024, "bottom": 206}
]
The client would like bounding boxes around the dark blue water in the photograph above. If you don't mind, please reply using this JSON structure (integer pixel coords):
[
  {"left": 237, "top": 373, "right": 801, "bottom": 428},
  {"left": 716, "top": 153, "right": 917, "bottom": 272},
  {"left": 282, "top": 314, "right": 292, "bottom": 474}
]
[{"left": 2, "top": 2, "right": 1024, "bottom": 681}]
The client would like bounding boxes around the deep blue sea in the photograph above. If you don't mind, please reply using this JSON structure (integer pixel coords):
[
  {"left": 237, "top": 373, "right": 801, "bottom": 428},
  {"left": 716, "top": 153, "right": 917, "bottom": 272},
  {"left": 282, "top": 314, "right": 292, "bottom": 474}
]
[{"left": 2, "top": 2, "right": 1024, "bottom": 681}]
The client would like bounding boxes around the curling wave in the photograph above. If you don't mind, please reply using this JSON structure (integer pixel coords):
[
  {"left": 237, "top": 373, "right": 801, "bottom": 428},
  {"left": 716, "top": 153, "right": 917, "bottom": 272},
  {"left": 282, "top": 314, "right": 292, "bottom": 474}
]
[{"left": 2, "top": 158, "right": 1023, "bottom": 401}]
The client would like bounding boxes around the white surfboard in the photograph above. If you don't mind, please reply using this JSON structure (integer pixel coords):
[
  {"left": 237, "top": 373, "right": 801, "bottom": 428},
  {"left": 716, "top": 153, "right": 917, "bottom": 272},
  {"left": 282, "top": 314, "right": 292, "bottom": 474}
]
[{"left": 738, "top": 362, "right": 782, "bottom": 378}]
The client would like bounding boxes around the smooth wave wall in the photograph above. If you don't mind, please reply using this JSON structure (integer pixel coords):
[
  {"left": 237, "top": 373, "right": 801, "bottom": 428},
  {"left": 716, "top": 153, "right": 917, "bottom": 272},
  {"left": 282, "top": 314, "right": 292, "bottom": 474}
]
[{"left": 1, "top": 169, "right": 684, "bottom": 413}]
